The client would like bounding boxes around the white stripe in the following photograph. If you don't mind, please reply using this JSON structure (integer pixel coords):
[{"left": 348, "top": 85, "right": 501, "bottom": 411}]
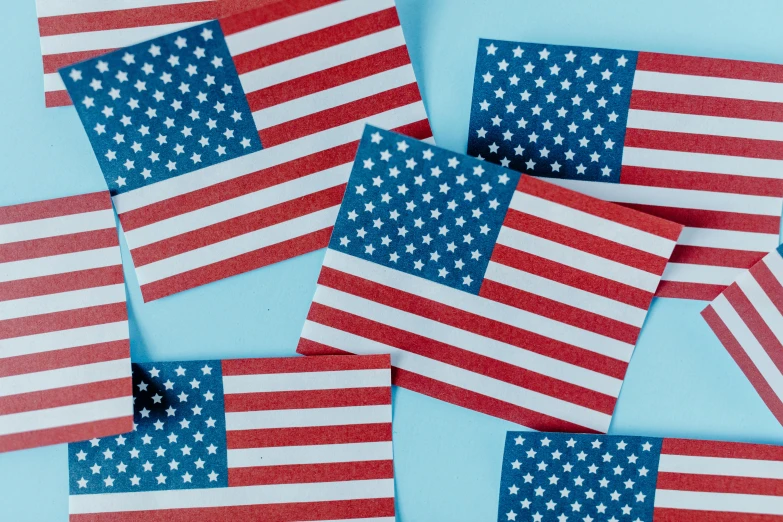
[
  {"left": 134, "top": 206, "right": 338, "bottom": 285},
  {"left": 0, "top": 321, "right": 129, "bottom": 359},
  {"left": 298, "top": 518, "right": 395, "bottom": 522},
  {"left": 323, "top": 249, "right": 635, "bottom": 361},
  {"left": 225, "top": 405, "right": 391, "bottom": 430},
  {"left": 633, "top": 69, "right": 783, "bottom": 104},
  {"left": 677, "top": 227, "right": 780, "bottom": 252},
  {"left": 622, "top": 146, "right": 783, "bottom": 179},
  {"left": 627, "top": 108, "right": 783, "bottom": 141},
  {"left": 39, "top": 21, "right": 206, "bottom": 55},
  {"left": 0, "top": 396, "right": 131, "bottom": 437},
  {"left": 711, "top": 293, "right": 783, "bottom": 399},
  {"left": 222, "top": 369, "right": 390, "bottom": 393},
  {"left": 484, "top": 261, "right": 647, "bottom": 328},
  {"left": 763, "top": 247, "right": 783, "bottom": 287},
  {"left": 301, "top": 321, "right": 612, "bottom": 432},
  {"left": 510, "top": 191, "right": 676, "bottom": 257},
  {"left": 253, "top": 65, "right": 417, "bottom": 130},
  {"left": 0, "top": 246, "right": 121, "bottom": 283},
  {"left": 497, "top": 227, "right": 661, "bottom": 293},
  {"left": 661, "top": 263, "right": 743, "bottom": 285},
  {"left": 653, "top": 490, "right": 783, "bottom": 515},
  {"left": 0, "top": 284, "right": 126, "bottom": 321},
  {"left": 35, "top": 0, "right": 211, "bottom": 18},
  {"left": 112, "top": 100, "right": 428, "bottom": 213},
  {"left": 0, "top": 359, "right": 131, "bottom": 398},
  {"left": 225, "top": 0, "right": 394, "bottom": 56},
  {"left": 43, "top": 72, "right": 65, "bottom": 93},
  {"left": 0, "top": 209, "right": 114, "bottom": 244},
  {"left": 124, "top": 163, "right": 350, "bottom": 248},
  {"left": 227, "top": 441, "right": 392, "bottom": 468},
  {"left": 239, "top": 27, "right": 406, "bottom": 94},
  {"left": 658, "top": 453, "right": 783, "bottom": 479}
]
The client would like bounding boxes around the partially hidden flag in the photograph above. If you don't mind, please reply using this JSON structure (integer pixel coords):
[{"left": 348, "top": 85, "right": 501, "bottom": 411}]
[
  {"left": 497, "top": 431, "right": 783, "bottom": 522},
  {"left": 59, "top": 0, "right": 432, "bottom": 302},
  {"left": 0, "top": 192, "right": 132, "bottom": 453},
  {"left": 467, "top": 40, "right": 783, "bottom": 301},
  {"left": 298, "top": 126, "right": 682, "bottom": 433},
  {"left": 702, "top": 244, "right": 783, "bottom": 428},
  {"left": 68, "top": 355, "right": 395, "bottom": 521}
]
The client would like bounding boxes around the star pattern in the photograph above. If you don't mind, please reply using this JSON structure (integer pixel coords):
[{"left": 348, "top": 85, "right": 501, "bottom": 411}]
[
  {"left": 61, "top": 21, "right": 261, "bottom": 195},
  {"left": 468, "top": 40, "right": 637, "bottom": 183},
  {"left": 69, "top": 361, "right": 227, "bottom": 494}
]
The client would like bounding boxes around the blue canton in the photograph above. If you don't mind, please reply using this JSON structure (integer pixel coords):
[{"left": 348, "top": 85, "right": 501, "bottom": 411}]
[
  {"left": 61, "top": 21, "right": 262, "bottom": 196},
  {"left": 69, "top": 361, "right": 228, "bottom": 494},
  {"left": 467, "top": 40, "right": 638, "bottom": 183},
  {"left": 330, "top": 126, "right": 520, "bottom": 294},
  {"left": 497, "top": 432, "right": 662, "bottom": 522}
]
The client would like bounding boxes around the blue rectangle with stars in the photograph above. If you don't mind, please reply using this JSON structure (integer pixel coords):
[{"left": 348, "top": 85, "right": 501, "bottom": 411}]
[
  {"left": 467, "top": 39, "right": 638, "bottom": 184},
  {"left": 68, "top": 361, "right": 227, "bottom": 494},
  {"left": 329, "top": 125, "right": 520, "bottom": 295},
  {"left": 60, "top": 21, "right": 262, "bottom": 196},
  {"left": 497, "top": 432, "right": 662, "bottom": 522}
]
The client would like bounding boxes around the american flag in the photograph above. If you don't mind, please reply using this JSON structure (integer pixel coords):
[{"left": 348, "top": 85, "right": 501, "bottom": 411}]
[
  {"left": 61, "top": 0, "right": 432, "bottom": 302},
  {"left": 0, "top": 192, "right": 132, "bottom": 453},
  {"left": 68, "top": 355, "right": 395, "bottom": 521},
  {"left": 467, "top": 40, "right": 783, "bottom": 301},
  {"left": 498, "top": 432, "right": 783, "bottom": 522},
  {"left": 702, "top": 244, "right": 783, "bottom": 427},
  {"left": 298, "top": 126, "right": 682, "bottom": 433}
]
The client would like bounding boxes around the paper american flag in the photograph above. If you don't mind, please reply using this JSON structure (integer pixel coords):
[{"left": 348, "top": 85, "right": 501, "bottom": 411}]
[
  {"left": 67, "top": 355, "right": 395, "bottom": 521},
  {"left": 0, "top": 192, "right": 132, "bottom": 453},
  {"left": 467, "top": 40, "right": 783, "bottom": 301},
  {"left": 60, "top": 0, "right": 432, "bottom": 302},
  {"left": 298, "top": 126, "right": 683, "bottom": 433},
  {"left": 497, "top": 432, "right": 783, "bottom": 522}
]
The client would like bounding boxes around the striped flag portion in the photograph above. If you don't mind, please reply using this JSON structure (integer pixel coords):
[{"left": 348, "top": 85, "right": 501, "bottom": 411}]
[
  {"left": 467, "top": 40, "right": 783, "bottom": 301},
  {"left": 68, "top": 356, "right": 394, "bottom": 521},
  {"left": 702, "top": 245, "right": 783, "bottom": 427},
  {"left": 0, "top": 192, "right": 132, "bottom": 453},
  {"left": 298, "top": 127, "right": 682, "bottom": 433}
]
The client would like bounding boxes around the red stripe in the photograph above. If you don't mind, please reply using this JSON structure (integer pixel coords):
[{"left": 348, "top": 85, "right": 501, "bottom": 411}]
[
  {"left": 258, "top": 83, "right": 424, "bottom": 147},
  {"left": 44, "top": 90, "right": 73, "bottom": 107},
  {"left": 222, "top": 353, "right": 389, "bottom": 375},
  {"left": 229, "top": 460, "right": 394, "bottom": 486},
  {"left": 516, "top": 174, "right": 683, "bottom": 241},
  {"left": 37, "top": 3, "right": 219, "bottom": 37},
  {"left": 654, "top": 508, "right": 783, "bottom": 522},
  {"left": 618, "top": 203, "right": 780, "bottom": 235},
  {"left": 139, "top": 228, "right": 332, "bottom": 301},
  {"left": 316, "top": 266, "right": 629, "bottom": 379},
  {"left": 656, "top": 471, "right": 783, "bottom": 496},
  {"left": 130, "top": 184, "right": 343, "bottom": 267},
  {"left": 662, "top": 435, "right": 783, "bottom": 460},
  {"left": 0, "top": 228, "right": 118, "bottom": 263},
  {"left": 0, "top": 340, "right": 129, "bottom": 378},
  {"left": 491, "top": 245, "right": 654, "bottom": 310},
  {"left": 0, "top": 377, "right": 131, "bottom": 416},
  {"left": 668, "top": 245, "right": 764, "bottom": 269},
  {"left": 246, "top": 45, "right": 412, "bottom": 112},
  {"left": 480, "top": 279, "right": 641, "bottom": 344},
  {"left": 0, "top": 302, "right": 128, "bottom": 340},
  {"left": 0, "top": 192, "right": 110, "bottom": 225},
  {"left": 630, "top": 90, "right": 783, "bottom": 123},
  {"left": 752, "top": 259, "right": 783, "bottom": 316},
  {"left": 42, "top": 50, "right": 114, "bottom": 74},
  {"left": 226, "top": 423, "right": 392, "bottom": 449},
  {"left": 224, "top": 387, "right": 391, "bottom": 412},
  {"left": 307, "top": 302, "right": 618, "bottom": 415},
  {"left": 219, "top": 0, "right": 287, "bottom": 18},
  {"left": 701, "top": 304, "right": 783, "bottom": 425},
  {"left": 656, "top": 280, "right": 726, "bottom": 300},
  {"left": 219, "top": 0, "right": 338, "bottom": 36},
  {"left": 0, "top": 265, "right": 124, "bottom": 302},
  {"left": 69, "top": 498, "right": 395, "bottom": 522},
  {"left": 231, "top": 8, "right": 400, "bottom": 74},
  {"left": 503, "top": 209, "right": 670, "bottom": 275},
  {"left": 619, "top": 165, "right": 783, "bottom": 197},
  {"left": 636, "top": 52, "right": 783, "bottom": 83},
  {"left": 625, "top": 128, "right": 783, "bottom": 161},
  {"left": 0, "top": 416, "right": 131, "bottom": 454}
]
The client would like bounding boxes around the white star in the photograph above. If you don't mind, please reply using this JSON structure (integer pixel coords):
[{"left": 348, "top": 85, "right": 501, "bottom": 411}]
[
  {"left": 130, "top": 475, "right": 141, "bottom": 486},
  {"left": 617, "top": 55, "right": 629, "bottom": 67},
  {"left": 590, "top": 53, "right": 602, "bottom": 65},
  {"left": 77, "top": 477, "right": 88, "bottom": 488},
  {"left": 486, "top": 43, "right": 498, "bottom": 55}
]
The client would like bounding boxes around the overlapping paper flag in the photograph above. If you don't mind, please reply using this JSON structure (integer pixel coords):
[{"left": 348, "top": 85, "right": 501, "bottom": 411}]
[{"left": 0, "top": 0, "right": 781, "bottom": 519}]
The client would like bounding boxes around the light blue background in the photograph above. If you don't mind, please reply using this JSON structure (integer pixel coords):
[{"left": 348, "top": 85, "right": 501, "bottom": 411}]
[{"left": 2, "top": 1, "right": 783, "bottom": 520}]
